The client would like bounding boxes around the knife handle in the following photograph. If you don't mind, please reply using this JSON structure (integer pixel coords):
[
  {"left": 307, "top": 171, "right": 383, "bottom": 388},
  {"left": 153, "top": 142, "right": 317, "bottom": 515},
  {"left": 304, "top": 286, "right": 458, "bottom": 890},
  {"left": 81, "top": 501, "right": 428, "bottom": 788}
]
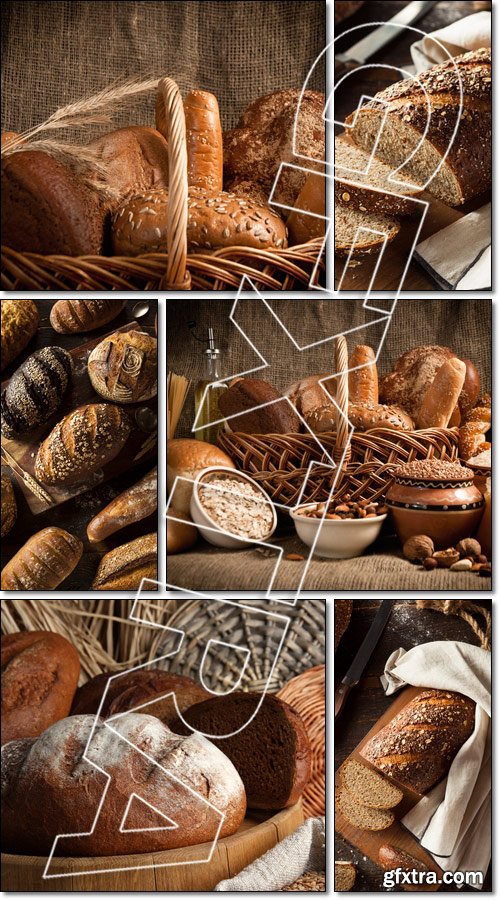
[{"left": 334, "top": 682, "right": 353, "bottom": 718}]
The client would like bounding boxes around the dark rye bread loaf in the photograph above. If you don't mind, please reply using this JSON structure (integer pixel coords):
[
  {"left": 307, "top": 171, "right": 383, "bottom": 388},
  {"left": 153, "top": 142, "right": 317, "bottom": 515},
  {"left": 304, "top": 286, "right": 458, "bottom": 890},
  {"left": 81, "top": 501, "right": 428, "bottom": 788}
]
[
  {"left": 1, "top": 347, "right": 73, "bottom": 437},
  {"left": 335, "top": 134, "right": 423, "bottom": 216},
  {"left": 346, "top": 49, "right": 492, "bottom": 207},
  {"left": 218, "top": 378, "right": 301, "bottom": 434},
  {"left": 34, "top": 403, "right": 131, "bottom": 485},
  {"left": 71, "top": 669, "right": 208, "bottom": 721},
  {"left": 1, "top": 299, "right": 39, "bottom": 372},
  {"left": 360, "top": 689, "right": 476, "bottom": 793},
  {"left": 50, "top": 299, "right": 124, "bottom": 334},
  {"left": 1, "top": 630, "right": 80, "bottom": 744},
  {"left": 173, "top": 691, "right": 311, "bottom": 810},
  {"left": 1, "top": 713, "right": 246, "bottom": 855}
]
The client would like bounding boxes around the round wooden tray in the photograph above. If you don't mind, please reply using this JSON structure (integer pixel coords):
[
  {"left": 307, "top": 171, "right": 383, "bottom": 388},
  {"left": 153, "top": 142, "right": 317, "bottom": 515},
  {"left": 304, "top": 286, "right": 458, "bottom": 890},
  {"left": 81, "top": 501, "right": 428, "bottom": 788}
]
[{"left": 1, "top": 801, "right": 303, "bottom": 892}]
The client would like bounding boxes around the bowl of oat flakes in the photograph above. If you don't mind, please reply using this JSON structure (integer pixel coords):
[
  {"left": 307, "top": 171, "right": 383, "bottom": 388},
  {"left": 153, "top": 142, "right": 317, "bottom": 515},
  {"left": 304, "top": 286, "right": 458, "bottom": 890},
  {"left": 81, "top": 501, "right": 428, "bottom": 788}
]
[{"left": 190, "top": 467, "right": 277, "bottom": 549}]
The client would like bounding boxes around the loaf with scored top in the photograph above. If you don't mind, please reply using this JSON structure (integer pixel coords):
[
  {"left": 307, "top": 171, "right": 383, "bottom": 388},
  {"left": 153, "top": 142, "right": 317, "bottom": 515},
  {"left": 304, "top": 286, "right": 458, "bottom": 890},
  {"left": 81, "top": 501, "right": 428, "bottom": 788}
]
[
  {"left": 50, "top": 299, "right": 124, "bottom": 334},
  {"left": 88, "top": 331, "right": 157, "bottom": 404},
  {"left": 92, "top": 532, "right": 157, "bottom": 590},
  {"left": 1, "top": 526, "right": 83, "bottom": 591},
  {"left": 1, "top": 347, "right": 73, "bottom": 437}
]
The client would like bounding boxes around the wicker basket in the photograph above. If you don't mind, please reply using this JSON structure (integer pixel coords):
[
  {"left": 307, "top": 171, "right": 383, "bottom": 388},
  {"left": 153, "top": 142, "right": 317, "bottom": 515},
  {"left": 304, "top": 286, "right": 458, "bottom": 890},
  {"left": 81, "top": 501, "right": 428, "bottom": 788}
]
[
  {"left": 278, "top": 665, "right": 325, "bottom": 818},
  {"left": 1, "top": 78, "right": 325, "bottom": 291},
  {"left": 218, "top": 335, "right": 460, "bottom": 508}
]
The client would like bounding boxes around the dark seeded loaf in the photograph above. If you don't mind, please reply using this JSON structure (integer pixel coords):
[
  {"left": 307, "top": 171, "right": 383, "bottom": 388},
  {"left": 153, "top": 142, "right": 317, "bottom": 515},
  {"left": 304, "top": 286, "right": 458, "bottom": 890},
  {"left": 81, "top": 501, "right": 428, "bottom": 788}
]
[{"left": 1, "top": 347, "right": 73, "bottom": 437}]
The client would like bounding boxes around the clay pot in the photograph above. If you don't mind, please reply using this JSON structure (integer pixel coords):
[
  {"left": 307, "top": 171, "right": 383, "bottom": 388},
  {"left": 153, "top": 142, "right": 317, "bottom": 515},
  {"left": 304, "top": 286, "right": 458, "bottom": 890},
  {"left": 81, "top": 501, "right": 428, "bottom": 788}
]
[{"left": 386, "top": 471, "right": 484, "bottom": 550}]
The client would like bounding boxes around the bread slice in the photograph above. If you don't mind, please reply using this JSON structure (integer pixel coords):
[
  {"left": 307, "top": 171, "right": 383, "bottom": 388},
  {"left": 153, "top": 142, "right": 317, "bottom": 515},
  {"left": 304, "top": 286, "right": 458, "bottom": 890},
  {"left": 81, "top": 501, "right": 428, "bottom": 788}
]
[
  {"left": 335, "top": 134, "right": 422, "bottom": 216},
  {"left": 336, "top": 788, "right": 394, "bottom": 831},
  {"left": 335, "top": 861, "right": 356, "bottom": 891},
  {"left": 335, "top": 203, "right": 400, "bottom": 257},
  {"left": 340, "top": 759, "right": 403, "bottom": 809}
]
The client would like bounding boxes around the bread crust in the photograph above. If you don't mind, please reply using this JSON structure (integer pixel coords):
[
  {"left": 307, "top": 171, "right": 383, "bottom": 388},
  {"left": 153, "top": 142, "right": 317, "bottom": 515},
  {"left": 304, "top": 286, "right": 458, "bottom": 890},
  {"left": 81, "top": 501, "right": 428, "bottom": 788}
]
[
  {"left": 92, "top": 532, "right": 157, "bottom": 591},
  {"left": 1, "top": 470, "right": 17, "bottom": 537},
  {"left": 71, "top": 670, "right": 208, "bottom": 720},
  {"left": 1, "top": 527, "right": 83, "bottom": 591},
  {"left": 50, "top": 299, "right": 124, "bottom": 334},
  {"left": 415, "top": 358, "right": 466, "bottom": 429},
  {"left": 88, "top": 331, "right": 157, "bottom": 404}
]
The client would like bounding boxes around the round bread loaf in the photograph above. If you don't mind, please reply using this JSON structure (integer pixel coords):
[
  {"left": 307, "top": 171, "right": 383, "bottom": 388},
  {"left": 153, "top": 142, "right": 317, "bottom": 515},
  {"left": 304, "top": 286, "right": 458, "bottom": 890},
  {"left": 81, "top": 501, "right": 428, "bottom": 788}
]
[
  {"left": 50, "top": 299, "right": 124, "bottom": 334},
  {"left": 1, "top": 347, "right": 73, "bottom": 437},
  {"left": 1, "top": 713, "right": 247, "bottom": 855},
  {"left": 1, "top": 299, "right": 39, "bottom": 372},
  {"left": 348, "top": 402, "right": 414, "bottom": 432},
  {"left": 167, "top": 438, "right": 235, "bottom": 515},
  {"left": 218, "top": 377, "right": 301, "bottom": 435},
  {"left": 86, "top": 125, "right": 169, "bottom": 203},
  {"left": 1, "top": 470, "right": 17, "bottom": 537},
  {"left": 111, "top": 187, "right": 287, "bottom": 255},
  {"left": 72, "top": 670, "right": 209, "bottom": 721},
  {"left": 223, "top": 89, "right": 325, "bottom": 207},
  {"left": 1, "top": 150, "right": 105, "bottom": 255},
  {"left": 380, "top": 346, "right": 480, "bottom": 419},
  {"left": 88, "top": 331, "right": 157, "bottom": 404}
]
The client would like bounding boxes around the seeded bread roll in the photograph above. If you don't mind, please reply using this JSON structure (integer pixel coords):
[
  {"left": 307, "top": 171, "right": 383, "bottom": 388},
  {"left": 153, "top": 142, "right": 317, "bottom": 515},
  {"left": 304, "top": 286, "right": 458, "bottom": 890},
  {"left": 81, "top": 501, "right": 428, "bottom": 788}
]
[
  {"left": 87, "top": 466, "right": 157, "bottom": 542},
  {"left": 1, "top": 347, "right": 73, "bottom": 437},
  {"left": 34, "top": 404, "right": 131, "bottom": 486},
  {"left": 111, "top": 188, "right": 287, "bottom": 256},
  {"left": 1, "top": 527, "right": 83, "bottom": 591},
  {"left": 349, "top": 402, "right": 414, "bottom": 432},
  {"left": 218, "top": 377, "right": 301, "bottom": 435},
  {"left": 335, "top": 134, "right": 423, "bottom": 216},
  {"left": 92, "top": 532, "right": 157, "bottom": 591},
  {"left": 88, "top": 331, "right": 157, "bottom": 404},
  {"left": 50, "top": 299, "right": 124, "bottom": 334},
  {"left": 1, "top": 470, "right": 17, "bottom": 537},
  {"left": 1, "top": 300, "right": 39, "bottom": 372},
  {"left": 335, "top": 202, "right": 400, "bottom": 256}
]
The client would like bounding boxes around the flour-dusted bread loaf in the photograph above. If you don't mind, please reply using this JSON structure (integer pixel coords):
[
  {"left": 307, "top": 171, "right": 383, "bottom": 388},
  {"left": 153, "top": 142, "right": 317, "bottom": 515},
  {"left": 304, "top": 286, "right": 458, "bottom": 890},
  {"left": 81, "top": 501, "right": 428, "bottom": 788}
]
[
  {"left": 87, "top": 466, "right": 157, "bottom": 542},
  {"left": 50, "top": 299, "right": 124, "bottom": 333},
  {"left": 346, "top": 49, "right": 492, "bottom": 206},
  {"left": 71, "top": 670, "right": 209, "bottom": 722},
  {"left": 1, "top": 347, "right": 73, "bottom": 437},
  {"left": 1, "top": 470, "right": 17, "bottom": 537},
  {"left": 88, "top": 331, "right": 157, "bottom": 403},
  {"left": 1, "top": 630, "right": 80, "bottom": 744},
  {"left": 1, "top": 299, "right": 39, "bottom": 372},
  {"left": 360, "top": 689, "right": 476, "bottom": 793},
  {"left": 173, "top": 691, "right": 311, "bottom": 810},
  {"left": 335, "top": 134, "right": 423, "bottom": 216},
  {"left": 34, "top": 403, "right": 131, "bottom": 485},
  {"left": 335, "top": 202, "right": 400, "bottom": 256},
  {"left": 1, "top": 713, "right": 246, "bottom": 855},
  {"left": 1, "top": 526, "right": 83, "bottom": 591}
]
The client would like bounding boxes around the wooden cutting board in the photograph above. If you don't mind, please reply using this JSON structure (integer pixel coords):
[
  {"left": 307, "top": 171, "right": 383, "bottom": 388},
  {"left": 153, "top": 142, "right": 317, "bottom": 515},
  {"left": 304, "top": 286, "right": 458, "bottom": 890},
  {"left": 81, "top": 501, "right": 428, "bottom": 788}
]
[
  {"left": 335, "top": 191, "right": 491, "bottom": 291},
  {"left": 1, "top": 323, "right": 157, "bottom": 514},
  {"left": 335, "top": 686, "right": 444, "bottom": 891}
]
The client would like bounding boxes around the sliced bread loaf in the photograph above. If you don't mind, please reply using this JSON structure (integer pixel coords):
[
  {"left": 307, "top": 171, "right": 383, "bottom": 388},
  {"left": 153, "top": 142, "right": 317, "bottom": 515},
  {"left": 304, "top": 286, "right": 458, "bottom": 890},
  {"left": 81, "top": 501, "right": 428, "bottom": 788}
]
[
  {"left": 336, "top": 788, "right": 394, "bottom": 831},
  {"left": 335, "top": 861, "right": 356, "bottom": 891},
  {"left": 335, "top": 203, "right": 400, "bottom": 257},
  {"left": 335, "top": 134, "right": 422, "bottom": 216},
  {"left": 340, "top": 759, "right": 403, "bottom": 809}
]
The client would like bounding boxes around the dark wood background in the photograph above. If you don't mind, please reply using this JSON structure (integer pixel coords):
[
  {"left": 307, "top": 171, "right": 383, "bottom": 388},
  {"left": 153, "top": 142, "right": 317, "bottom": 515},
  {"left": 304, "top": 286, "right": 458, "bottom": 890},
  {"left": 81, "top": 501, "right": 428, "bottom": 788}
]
[
  {"left": 1, "top": 299, "right": 158, "bottom": 591},
  {"left": 334, "top": 599, "right": 492, "bottom": 892}
]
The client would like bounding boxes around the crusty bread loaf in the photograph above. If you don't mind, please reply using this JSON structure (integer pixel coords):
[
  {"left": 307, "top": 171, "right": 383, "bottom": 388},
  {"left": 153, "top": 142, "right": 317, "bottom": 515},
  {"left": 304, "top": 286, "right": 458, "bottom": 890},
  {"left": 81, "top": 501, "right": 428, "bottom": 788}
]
[
  {"left": 181, "top": 90, "right": 223, "bottom": 193},
  {"left": 167, "top": 510, "right": 198, "bottom": 554},
  {"left": 92, "top": 532, "right": 157, "bottom": 591},
  {"left": 218, "top": 377, "right": 301, "bottom": 434},
  {"left": 1, "top": 470, "right": 17, "bottom": 537},
  {"left": 86, "top": 125, "right": 169, "bottom": 203},
  {"left": 107, "top": 676, "right": 209, "bottom": 724},
  {"left": 71, "top": 669, "right": 208, "bottom": 720},
  {"left": 336, "top": 788, "right": 394, "bottom": 830},
  {"left": 415, "top": 358, "right": 466, "bottom": 429},
  {"left": 348, "top": 402, "right": 414, "bottom": 432},
  {"left": 378, "top": 844, "right": 430, "bottom": 873},
  {"left": 50, "top": 299, "right": 124, "bottom": 334},
  {"left": 173, "top": 691, "right": 311, "bottom": 810},
  {"left": 340, "top": 759, "right": 403, "bottom": 809},
  {"left": 1, "top": 630, "right": 80, "bottom": 744},
  {"left": 1, "top": 527, "right": 83, "bottom": 590},
  {"left": 335, "top": 599, "right": 353, "bottom": 650},
  {"left": 1, "top": 347, "right": 73, "bottom": 437},
  {"left": 380, "top": 346, "right": 480, "bottom": 420},
  {"left": 87, "top": 466, "right": 157, "bottom": 542},
  {"left": 346, "top": 49, "right": 491, "bottom": 206},
  {"left": 286, "top": 373, "right": 337, "bottom": 433},
  {"left": 348, "top": 345, "right": 379, "bottom": 405},
  {"left": 1, "top": 713, "right": 246, "bottom": 855},
  {"left": 34, "top": 403, "right": 131, "bottom": 485},
  {"left": 360, "top": 689, "right": 476, "bottom": 793},
  {"left": 88, "top": 331, "right": 157, "bottom": 403},
  {"left": 335, "top": 134, "right": 423, "bottom": 216},
  {"left": 1, "top": 299, "right": 39, "bottom": 372},
  {"left": 167, "top": 438, "right": 235, "bottom": 516}
]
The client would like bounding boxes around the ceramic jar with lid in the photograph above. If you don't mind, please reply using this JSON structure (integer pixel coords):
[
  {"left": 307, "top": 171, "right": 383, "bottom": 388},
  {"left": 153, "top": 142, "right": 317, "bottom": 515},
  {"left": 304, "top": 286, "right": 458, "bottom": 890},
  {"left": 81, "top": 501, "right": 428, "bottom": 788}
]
[{"left": 386, "top": 459, "right": 484, "bottom": 550}]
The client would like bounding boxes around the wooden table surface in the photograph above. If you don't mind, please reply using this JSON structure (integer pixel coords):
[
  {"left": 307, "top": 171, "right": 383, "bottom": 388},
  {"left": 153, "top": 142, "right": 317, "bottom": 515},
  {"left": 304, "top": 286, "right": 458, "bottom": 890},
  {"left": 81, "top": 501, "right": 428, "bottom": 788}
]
[
  {"left": 334, "top": 599, "right": 492, "bottom": 892},
  {"left": 334, "top": 0, "right": 492, "bottom": 291},
  {"left": 1, "top": 299, "right": 158, "bottom": 592}
]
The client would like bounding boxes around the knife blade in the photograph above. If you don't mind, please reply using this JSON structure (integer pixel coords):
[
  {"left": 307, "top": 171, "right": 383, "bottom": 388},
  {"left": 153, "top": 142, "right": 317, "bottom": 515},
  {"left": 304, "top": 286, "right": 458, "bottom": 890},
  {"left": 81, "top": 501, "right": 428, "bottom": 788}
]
[
  {"left": 335, "top": 1, "right": 438, "bottom": 79},
  {"left": 334, "top": 599, "right": 393, "bottom": 718}
]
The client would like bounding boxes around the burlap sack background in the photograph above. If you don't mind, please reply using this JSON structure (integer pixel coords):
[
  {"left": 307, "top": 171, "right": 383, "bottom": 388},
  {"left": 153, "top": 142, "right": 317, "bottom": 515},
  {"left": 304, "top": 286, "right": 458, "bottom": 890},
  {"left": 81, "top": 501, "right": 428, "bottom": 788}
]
[
  {"left": 168, "top": 298, "right": 491, "bottom": 438},
  {"left": 1, "top": 0, "right": 325, "bottom": 134}
]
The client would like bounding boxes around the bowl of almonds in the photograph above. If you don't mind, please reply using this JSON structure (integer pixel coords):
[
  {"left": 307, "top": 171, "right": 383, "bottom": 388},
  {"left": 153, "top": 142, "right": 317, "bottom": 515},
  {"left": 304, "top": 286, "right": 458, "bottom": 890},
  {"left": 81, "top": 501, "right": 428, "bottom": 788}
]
[{"left": 291, "top": 498, "right": 387, "bottom": 559}]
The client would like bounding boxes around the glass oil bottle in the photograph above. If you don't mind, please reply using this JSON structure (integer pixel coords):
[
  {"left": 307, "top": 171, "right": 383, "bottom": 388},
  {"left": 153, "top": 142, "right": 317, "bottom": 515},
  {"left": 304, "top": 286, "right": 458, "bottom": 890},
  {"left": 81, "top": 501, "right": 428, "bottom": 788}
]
[{"left": 194, "top": 328, "right": 227, "bottom": 444}]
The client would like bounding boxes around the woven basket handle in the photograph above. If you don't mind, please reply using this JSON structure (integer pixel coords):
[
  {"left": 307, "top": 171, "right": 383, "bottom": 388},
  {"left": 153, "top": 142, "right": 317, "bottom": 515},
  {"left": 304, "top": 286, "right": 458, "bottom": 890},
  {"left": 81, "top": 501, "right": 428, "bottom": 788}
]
[
  {"left": 334, "top": 335, "right": 351, "bottom": 465},
  {"left": 156, "top": 77, "right": 191, "bottom": 290}
]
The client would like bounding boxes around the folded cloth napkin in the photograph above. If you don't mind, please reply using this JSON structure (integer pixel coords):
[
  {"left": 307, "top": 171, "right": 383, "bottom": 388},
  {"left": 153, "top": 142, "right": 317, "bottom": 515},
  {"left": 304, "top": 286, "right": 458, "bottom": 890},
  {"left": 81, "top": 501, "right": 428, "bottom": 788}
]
[
  {"left": 380, "top": 641, "right": 491, "bottom": 889},
  {"left": 411, "top": 11, "right": 491, "bottom": 72},
  {"left": 414, "top": 204, "right": 491, "bottom": 291},
  {"left": 215, "top": 816, "right": 325, "bottom": 891}
]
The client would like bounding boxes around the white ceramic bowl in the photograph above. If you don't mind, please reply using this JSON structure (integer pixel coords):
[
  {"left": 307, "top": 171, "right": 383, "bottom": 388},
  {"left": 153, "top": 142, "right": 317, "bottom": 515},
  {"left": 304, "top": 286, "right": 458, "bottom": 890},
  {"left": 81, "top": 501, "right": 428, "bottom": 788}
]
[
  {"left": 190, "top": 466, "right": 277, "bottom": 549},
  {"left": 290, "top": 506, "right": 387, "bottom": 559}
]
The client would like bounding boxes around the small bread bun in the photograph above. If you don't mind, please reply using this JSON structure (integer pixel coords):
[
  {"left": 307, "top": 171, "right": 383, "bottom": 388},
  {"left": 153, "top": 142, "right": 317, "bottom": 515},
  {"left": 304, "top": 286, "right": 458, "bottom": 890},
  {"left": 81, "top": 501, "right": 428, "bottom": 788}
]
[
  {"left": 167, "top": 438, "right": 235, "bottom": 515},
  {"left": 111, "top": 188, "right": 287, "bottom": 256},
  {"left": 86, "top": 126, "right": 169, "bottom": 205},
  {"left": 167, "top": 509, "right": 198, "bottom": 554}
]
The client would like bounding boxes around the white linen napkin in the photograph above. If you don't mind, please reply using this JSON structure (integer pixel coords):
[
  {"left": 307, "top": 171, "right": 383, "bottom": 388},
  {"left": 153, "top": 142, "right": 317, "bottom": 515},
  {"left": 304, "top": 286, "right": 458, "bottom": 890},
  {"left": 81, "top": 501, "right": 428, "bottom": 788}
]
[
  {"left": 414, "top": 204, "right": 491, "bottom": 291},
  {"left": 380, "top": 641, "right": 491, "bottom": 888},
  {"left": 411, "top": 12, "right": 491, "bottom": 72}
]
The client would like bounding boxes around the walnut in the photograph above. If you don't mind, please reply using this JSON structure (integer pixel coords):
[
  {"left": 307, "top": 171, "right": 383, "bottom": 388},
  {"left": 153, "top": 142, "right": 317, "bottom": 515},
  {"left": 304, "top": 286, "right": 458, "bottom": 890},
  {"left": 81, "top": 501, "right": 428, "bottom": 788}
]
[
  {"left": 403, "top": 535, "right": 435, "bottom": 562},
  {"left": 422, "top": 557, "right": 438, "bottom": 570},
  {"left": 456, "top": 538, "right": 481, "bottom": 558},
  {"left": 432, "top": 549, "right": 460, "bottom": 568}
]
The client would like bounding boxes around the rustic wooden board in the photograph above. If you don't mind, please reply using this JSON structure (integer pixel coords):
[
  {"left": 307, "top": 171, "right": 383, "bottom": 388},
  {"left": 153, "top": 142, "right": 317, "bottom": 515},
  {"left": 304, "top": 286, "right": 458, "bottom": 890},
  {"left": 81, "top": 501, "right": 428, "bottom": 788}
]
[
  {"left": 335, "top": 685, "right": 444, "bottom": 892},
  {"left": 1, "top": 322, "right": 157, "bottom": 514},
  {"left": 1, "top": 802, "right": 304, "bottom": 892}
]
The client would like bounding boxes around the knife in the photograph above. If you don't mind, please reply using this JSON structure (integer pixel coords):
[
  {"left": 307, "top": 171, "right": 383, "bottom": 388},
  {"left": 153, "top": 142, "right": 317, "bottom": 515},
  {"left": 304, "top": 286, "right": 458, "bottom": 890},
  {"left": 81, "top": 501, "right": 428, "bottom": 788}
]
[
  {"left": 335, "top": 1, "right": 438, "bottom": 79},
  {"left": 334, "top": 599, "right": 393, "bottom": 718}
]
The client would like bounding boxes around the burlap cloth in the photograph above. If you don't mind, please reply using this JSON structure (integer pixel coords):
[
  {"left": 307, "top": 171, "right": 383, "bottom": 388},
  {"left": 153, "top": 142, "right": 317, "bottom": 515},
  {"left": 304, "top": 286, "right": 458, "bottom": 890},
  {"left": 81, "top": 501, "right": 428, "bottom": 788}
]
[
  {"left": 167, "top": 297, "right": 491, "bottom": 591},
  {"left": 1, "top": 0, "right": 325, "bottom": 133}
]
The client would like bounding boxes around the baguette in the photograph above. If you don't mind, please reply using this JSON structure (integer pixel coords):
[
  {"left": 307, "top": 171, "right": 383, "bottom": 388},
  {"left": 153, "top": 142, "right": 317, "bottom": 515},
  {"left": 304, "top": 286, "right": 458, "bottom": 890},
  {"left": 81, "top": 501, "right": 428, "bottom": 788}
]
[
  {"left": 415, "top": 358, "right": 466, "bottom": 429},
  {"left": 360, "top": 689, "right": 476, "bottom": 793},
  {"left": 182, "top": 90, "right": 223, "bottom": 193},
  {"left": 50, "top": 299, "right": 124, "bottom": 334},
  {"left": 92, "top": 532, "right": 157, "bottom": 591},
  {"left": 87, "top": 466, "right": 157, "bottom": 542},
  {"left": 34, "top": 404, "right": 131, "bottom": 486},
  {"left": 348, "top": 345, "right": 379, "bottom": 405},
  {"left": 1, "top": 527, "right": 83, "bottom": 590},
  {"left": 1, "top": 347, "right": 73, "bottom": 437},
  {"left": 1, "top": 299, "right": 39, "bottom": 372}
]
